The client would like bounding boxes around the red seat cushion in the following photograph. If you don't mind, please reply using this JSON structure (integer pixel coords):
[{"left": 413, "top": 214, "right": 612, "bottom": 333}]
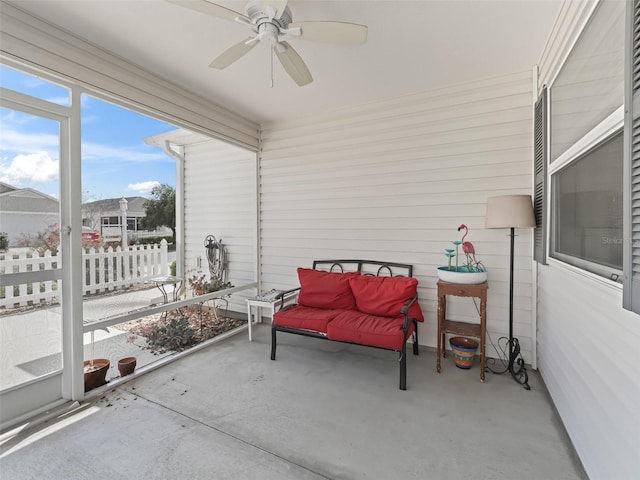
[
  {"left": 297, "top": 268, "right": 360, "bottom": 310},
  {"left": 348, "top": 275, "right": 424, "bottom": 322},
  {"left": 273, "top": 305, "right": 345, "bottom": 334},
  {"left": 327, "top": 310, "right": 415, "bottom": 351}
]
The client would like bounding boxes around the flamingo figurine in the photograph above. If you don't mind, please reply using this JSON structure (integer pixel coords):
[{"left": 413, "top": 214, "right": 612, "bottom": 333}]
[{"left": 457, "top": 224, "right": 477, "bottom": 263}]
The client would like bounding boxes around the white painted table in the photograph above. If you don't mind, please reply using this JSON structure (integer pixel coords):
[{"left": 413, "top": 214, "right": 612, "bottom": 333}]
[{"left": 246, "top": 292, "right": 293, "bottom": 341}]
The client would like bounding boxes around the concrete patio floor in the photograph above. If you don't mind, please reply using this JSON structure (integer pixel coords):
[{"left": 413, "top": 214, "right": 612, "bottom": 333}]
[{"left": 0, "top": 324, "right": 588, "bottom": 480}]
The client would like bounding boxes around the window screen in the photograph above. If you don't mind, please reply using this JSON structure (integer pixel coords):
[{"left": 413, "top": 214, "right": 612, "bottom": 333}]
[
  {"left": 550, "top": 0, "right": 624, "bottom": 163},
  {"left": 551, "top": 131, "right": 623, "bottom": 279}
]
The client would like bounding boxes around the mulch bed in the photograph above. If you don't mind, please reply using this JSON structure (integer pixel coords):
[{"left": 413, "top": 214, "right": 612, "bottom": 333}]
[{"left": 120, "top": 305, "right": 245, "bottom": 355}]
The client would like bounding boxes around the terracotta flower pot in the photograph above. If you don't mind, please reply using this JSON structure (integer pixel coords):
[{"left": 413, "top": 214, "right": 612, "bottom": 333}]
[
  {"left": 117, "top": 356, "right": 137, "bottom": 377},
  {"left": 83, "top": 359, "right": 110, "bottom": 392}
]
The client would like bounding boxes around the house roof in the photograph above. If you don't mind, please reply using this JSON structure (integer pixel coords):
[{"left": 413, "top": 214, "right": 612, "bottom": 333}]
[
  {"left": 83, "top": 196, "right": 147, "bottom": 216},
  {"left": 11, "top": 0, "right": 563, "bottom": 125},
  {"left": 0, "top": 182, "right": 60, "bottom": 212},
  {"left": 0, "top": 181, "right": 17, "bottom": 194}
]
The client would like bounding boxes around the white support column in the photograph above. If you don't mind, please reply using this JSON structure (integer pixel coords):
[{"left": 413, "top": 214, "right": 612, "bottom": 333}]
[{"left": 61, "top": 87, "right": 84, "bottom": 401}]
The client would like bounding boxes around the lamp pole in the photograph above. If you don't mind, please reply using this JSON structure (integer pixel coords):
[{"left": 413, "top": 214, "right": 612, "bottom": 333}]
[
  {"left": 507, "top": 227, "right": 530, "bottom": 390},
  {"left": 119, "top": 197, "right": 128, "bottom": 250}
]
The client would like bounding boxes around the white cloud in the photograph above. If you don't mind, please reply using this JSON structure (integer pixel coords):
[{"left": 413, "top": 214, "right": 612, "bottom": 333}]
[
  {"left": 0, "top": 151, "right": 59, "bottom": 184},
  {"left": 1, "top": 118, "right": 168, "bottom": 165},
  {"left": 128, "top": 181, "right": 160, "bottom": 195},
  {"left": 0, "top": 126, "right": 59, "bottom": 154},
  {"left": 82, "top": 141, "right": 170, "bottom": 163},
  {"left": 44, "top": 96, "right": 70, "bottom": 106}
]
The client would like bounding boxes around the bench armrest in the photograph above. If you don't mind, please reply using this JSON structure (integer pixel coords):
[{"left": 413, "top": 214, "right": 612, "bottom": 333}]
[
  {"left": 276, "top": 287, "right": 301, "bottom": 311},
  {"left": 401, "top": 296, "right": 418, "bottom": 332}
]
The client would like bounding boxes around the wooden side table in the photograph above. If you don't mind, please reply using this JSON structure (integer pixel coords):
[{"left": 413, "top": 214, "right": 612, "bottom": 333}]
[{"left": 436, "top": 280, "right": 488, "bottom": 381}]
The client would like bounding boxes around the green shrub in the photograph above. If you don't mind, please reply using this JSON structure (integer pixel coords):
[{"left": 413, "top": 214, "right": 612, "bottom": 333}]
[
  {"left": 142, "top": 316, "right": 197, "bottom": 354},
  {"left": 170, "top": 260, "right": 176, "bottom": 276},
  {"left": 135, "top": 235, "right": 172, "bottom": 246},
  {"left": 0, "top": 232, "right": 8, "bottom": 252}
]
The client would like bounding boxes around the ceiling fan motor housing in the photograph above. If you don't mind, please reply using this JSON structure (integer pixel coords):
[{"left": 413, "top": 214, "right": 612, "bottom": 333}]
[{"left": 245, "top": 1, "right": 292, "bottom": 30}]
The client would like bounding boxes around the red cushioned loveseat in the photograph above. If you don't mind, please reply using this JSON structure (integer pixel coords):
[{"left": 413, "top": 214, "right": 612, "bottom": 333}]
[{"left": 271, "top": 260, "right": 424, "bottom": 390}]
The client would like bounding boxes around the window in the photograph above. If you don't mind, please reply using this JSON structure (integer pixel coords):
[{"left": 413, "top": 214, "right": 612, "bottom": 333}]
[
  {"left": 548, "top": 0, "right": 624, "bottom": 282},
  {"left": 551, "top": 131, "right": 623, "bottom": 280},
  {"left": 127, "top": 217, "right": 137, "bottom": 231},
  {"left": 102, "top": 216, "right": 120, "bottom": 225}
]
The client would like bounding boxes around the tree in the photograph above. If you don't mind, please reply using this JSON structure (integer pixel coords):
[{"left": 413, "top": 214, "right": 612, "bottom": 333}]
[
  {"left": 141, "top": 184, "right": 176, "bottom": 244},
  {"left": 16, "top": 222, "right": 60, "bottom": 255},
  {"left": 81, "top": 190, "right": 106, "bottom": 232},
  {"left": 0, "top": 232, "right": 9, "bottom": 252}
]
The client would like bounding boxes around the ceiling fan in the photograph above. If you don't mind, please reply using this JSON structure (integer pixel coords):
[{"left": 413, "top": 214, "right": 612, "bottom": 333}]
[{"left": 167, "top": 0, "right": 368, "bottom": 86}]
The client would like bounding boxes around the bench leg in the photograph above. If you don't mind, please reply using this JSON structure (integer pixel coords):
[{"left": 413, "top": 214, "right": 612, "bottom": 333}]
[
  {"left": 270, "top": 325, "right": 277, "bottom": 360},
  {"left": 399, "top": 346, "right": 407, "bottom": 391},
  {"left": 412, "top": 320, "right": 419, "bottom": 356}
]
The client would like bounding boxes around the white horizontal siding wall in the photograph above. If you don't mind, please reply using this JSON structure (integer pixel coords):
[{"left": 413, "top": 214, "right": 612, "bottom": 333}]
[
  {"left": 535, "top": 1, "right": 640, "bottom": 478},
  {"left": 260, "top": 70, "right": 536, "bottom": 361},
  {"left": 183, "top": 139, "right": 257, "bottom": 314},
  {"left": 537, "top": 266, "right": 639, "bottom": 480}
]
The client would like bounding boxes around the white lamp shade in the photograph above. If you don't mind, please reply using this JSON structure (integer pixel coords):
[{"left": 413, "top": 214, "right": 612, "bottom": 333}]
[{"left": 485, "top": 195, "right": 536, "bottom": 229}]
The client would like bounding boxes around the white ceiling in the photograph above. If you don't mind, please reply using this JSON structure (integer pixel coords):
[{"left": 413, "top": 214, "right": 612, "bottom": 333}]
[{"left": 12, "top": 0, "right": 563, "bottom": 125}]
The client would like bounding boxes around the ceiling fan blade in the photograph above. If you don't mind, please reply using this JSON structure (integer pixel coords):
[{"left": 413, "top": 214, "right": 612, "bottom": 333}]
[
  {"left": 274, "top": 41, "right": 313, "bottom": 87},
  {"left": 209, "top": 37, "right": 258, "bottom": 69},
  {"left": 272, "top": 0, "right": 289, "bottom": 19},
  {"left": 288, "top": 21, "right": 368, "bottom": 44},
  {"left": 167, "top": 0, "right": 250, "bottom": 23}
]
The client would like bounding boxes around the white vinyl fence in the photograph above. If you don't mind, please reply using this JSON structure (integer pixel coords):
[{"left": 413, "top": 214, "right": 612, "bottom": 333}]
[{"left": 0, "top": 240, "right": 169, "bottom": 308}]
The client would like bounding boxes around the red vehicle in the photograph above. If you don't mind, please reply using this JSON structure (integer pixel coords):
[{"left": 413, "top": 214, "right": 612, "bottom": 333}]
[{"left": 81, "top": 226, "right": 100, "bottom": 243}]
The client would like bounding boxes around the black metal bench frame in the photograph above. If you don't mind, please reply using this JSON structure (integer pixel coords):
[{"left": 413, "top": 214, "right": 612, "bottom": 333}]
[{"left": 270, "top": 260, "right": 420, "bottom": 390}]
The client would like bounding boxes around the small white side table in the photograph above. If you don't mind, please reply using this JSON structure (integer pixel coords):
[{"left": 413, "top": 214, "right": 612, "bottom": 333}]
[{"left": 246, "top": 293, "right": 292, "bottom": 341}]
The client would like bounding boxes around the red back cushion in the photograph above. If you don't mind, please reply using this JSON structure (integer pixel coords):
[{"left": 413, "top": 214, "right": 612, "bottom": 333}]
[
  {"left": 297, "top": 268, "right": 359, "bottom": 310},
  {"left": 348, "top": 275, "right": 424, "bottom": 322}
]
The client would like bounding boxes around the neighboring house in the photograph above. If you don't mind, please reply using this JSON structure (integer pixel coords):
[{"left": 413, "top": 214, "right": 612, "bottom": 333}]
[
  {"left": 0, "top": 182, "right": 59, "bottom": 246},
  {"left": 82, "top": 196, "right": 147, "bottom": 239}
]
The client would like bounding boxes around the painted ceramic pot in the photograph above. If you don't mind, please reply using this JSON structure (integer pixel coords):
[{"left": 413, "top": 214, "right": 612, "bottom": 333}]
[{"left": 449, "top": 336, "right": 479, "bottom": 369}]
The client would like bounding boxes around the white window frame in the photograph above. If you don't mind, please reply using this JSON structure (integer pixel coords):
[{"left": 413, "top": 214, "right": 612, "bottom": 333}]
[
  {"left": 547, "top": 106, "right": 623, "bottom": 286},
  {"left": 544, "top": 0, "right": 625, "bottom": 286},
  {"left": 549, "top": 106, "right": 623, "bottom": 173}
]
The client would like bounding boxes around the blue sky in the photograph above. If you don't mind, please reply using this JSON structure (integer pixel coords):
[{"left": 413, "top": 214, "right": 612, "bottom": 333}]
[{"left": 0, "top": 65, "right": 176, "bottom": 201}]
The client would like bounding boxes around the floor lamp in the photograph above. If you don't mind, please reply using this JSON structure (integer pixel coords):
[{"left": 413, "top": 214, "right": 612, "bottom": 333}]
[{"left": 485, "top": 195, "right": 536, "bottom": 390}]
